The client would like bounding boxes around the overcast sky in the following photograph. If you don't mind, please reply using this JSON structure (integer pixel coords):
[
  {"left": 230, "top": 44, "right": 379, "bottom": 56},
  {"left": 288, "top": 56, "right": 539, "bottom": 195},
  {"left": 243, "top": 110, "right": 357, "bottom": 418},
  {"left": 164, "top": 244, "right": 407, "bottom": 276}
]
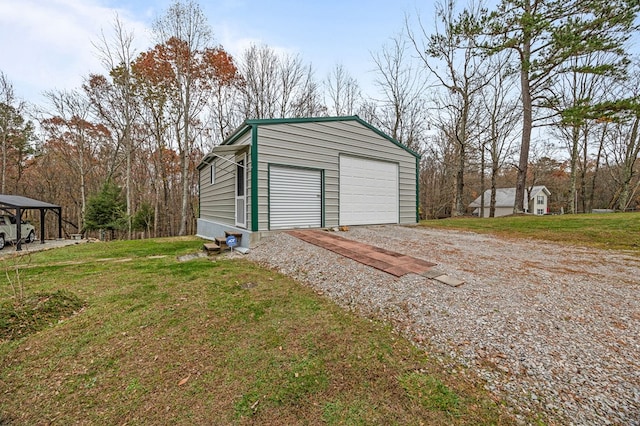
[{"left": 0, "top": 0, "right": 433, "bottom": 108}]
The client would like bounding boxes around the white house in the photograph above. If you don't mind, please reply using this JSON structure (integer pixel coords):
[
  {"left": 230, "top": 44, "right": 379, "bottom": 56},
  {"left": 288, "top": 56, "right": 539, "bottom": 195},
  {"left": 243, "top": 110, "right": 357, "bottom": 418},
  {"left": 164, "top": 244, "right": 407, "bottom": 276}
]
[
  {"left": 196, "top": 116, "right": 421, "bottom": 247},
  {"left": 469, "top": 186, "right": 551, "bottom": 218}
]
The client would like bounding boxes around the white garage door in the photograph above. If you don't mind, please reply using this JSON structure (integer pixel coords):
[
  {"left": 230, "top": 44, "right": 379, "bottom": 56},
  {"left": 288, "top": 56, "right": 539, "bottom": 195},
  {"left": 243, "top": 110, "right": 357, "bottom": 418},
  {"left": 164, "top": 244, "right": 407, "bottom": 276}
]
[
  {"left": 340, "top": 156, "right": 398, "bottom": 225},
  {"left": 270, "top": 166, "right": 322, "bottom": 230}
]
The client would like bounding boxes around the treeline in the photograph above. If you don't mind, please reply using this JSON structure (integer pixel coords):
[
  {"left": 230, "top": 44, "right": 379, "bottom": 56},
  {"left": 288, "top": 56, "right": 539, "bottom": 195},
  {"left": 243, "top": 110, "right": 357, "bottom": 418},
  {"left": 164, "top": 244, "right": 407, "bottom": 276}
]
[{"left": 1, "top": 0, "right": 639, "bottom": 239}]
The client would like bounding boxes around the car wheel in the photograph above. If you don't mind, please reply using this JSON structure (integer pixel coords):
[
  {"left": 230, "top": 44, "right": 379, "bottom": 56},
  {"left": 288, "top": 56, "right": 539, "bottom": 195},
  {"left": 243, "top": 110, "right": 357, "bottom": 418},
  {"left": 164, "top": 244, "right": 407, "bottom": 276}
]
[
  {"left": 26, "top": 231, "right": 35, "bottom": 243},
  {"left": 0, "top": 234, "right": 5, "bottom": 250}
]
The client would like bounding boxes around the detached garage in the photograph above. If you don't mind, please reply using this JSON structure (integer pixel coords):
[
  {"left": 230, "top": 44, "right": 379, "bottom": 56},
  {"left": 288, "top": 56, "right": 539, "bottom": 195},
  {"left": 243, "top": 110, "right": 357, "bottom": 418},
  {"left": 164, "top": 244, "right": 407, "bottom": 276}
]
[{"left": 197, "top": 116, "right": 420, "bottom": 247}]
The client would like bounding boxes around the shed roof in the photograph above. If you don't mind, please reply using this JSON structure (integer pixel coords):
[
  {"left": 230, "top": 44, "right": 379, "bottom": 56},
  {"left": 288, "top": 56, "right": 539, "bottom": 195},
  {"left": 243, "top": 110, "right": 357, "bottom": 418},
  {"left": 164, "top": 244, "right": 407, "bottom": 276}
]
[
  {"left": 469, "top": 186, "right": 550, "bottom": 208},
  {"left": 0, "top": 195, "right": 61, "bottom": 210}
]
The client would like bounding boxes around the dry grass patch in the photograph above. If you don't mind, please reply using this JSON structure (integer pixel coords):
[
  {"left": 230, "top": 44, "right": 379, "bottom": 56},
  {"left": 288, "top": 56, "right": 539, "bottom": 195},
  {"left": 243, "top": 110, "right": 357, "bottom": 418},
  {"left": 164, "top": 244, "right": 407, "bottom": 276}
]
[
  {"left": 421, "top": 212, "right": 640, "bottom": 253},
  {"left": 1, "top": 237, "right": 518, "bottom": 425}
]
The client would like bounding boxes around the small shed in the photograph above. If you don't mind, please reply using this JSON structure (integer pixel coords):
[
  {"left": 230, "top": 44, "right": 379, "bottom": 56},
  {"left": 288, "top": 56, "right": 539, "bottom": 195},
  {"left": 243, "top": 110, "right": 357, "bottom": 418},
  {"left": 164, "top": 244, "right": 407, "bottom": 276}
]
[
  {"left": 196, "top": 116, "right": 420, "bottom": 247},
  {"left": 0, "top": 195, "right": 62, "bottom": 250},
  {"left": 469, "top": 186, "right": 551, "bottom": 217}
]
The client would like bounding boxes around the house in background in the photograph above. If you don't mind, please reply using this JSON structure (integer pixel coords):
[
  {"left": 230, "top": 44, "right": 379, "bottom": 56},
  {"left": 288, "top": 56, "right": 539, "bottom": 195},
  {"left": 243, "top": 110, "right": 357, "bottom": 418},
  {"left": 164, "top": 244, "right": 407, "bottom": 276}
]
[
  {"left": 196, "top": 116, "right": 420, "bottom": 247},
  {"left": 469, "top": 186, "right": 551, "bottom": 218}
]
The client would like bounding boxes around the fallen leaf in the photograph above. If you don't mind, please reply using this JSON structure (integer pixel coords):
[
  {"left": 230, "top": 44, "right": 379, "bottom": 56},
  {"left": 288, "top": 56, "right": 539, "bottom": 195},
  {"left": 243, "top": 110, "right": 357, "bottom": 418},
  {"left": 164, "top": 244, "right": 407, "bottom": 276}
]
[{"left": 178, "top": 375, "right": 190, "bottom": 386}]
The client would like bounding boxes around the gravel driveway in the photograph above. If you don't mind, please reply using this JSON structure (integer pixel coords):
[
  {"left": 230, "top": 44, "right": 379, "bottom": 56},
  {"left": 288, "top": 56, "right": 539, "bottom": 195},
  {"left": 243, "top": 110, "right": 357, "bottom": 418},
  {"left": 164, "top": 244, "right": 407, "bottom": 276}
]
[{"left": 247, "top": 225, "right": 640, "bottom": 425}]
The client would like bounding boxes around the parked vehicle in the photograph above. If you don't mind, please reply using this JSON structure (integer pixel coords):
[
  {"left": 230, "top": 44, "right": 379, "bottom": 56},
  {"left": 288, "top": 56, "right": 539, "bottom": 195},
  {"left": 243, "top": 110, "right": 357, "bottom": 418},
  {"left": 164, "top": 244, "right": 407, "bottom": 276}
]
[{"left": 0, "top": 214, "right": 36, "bottom": 249}]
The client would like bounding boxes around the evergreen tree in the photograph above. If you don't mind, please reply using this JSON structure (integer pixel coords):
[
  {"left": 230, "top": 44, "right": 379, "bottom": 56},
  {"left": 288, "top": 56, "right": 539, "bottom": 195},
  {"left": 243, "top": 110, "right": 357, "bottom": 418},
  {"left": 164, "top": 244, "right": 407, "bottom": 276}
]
[
  {"left": 84, "top": 181, "right": 126, "bottom": 239},
  {"left": 479, "top": 0, "right": 640, "bottom": 213}
]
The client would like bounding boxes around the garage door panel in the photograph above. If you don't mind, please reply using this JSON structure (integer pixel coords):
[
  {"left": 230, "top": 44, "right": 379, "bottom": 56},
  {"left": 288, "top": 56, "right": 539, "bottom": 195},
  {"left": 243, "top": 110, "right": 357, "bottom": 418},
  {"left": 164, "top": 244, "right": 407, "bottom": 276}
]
[
  {"left": 270, "top": 166, "right": 322, "bottom": 230},
  {"left": 339, "top": 156, "right": 398, "bottom": 226}
]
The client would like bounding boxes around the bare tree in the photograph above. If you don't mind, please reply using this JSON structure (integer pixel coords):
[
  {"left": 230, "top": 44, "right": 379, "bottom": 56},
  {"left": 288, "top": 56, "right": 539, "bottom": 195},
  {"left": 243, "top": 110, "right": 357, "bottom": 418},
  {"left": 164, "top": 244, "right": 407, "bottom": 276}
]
[
  {"left": 325, "top": 64, "right": 362, "bottom": 116},
  {"left": 371, "top": 34, "right": 428, "bottom": 154},
  {"left": 602, "top": 80, "right": 640, "bottom": 211},
  {"left": 239, "top": 44, "right": 322, "bottom": 119},
  {"left": 289, "top": 62, "right": 325, "bottom": 117},
  {"left": 152, "top": 0, "right": 214, "bottom": 236},
  {"left": 40, "top": 90, "right": 108, "bottom": 231},
  {"left": 87, "top": 14, "right": 140, "bottom": 237},
  {"left": 479, "top": 55, "right": 520, "bottom": 217},
  {"left": 203, "top": 49, "right": 244, "bottom": 147},
  {"left": 550, "top": 52, "right": 621, "bottom": 213},
  {"left": 408, "top": 0, "right": 491, "bottom": 216},
  {"left": 240, "top": 44, "right": 279, "bottom": 119},
  {"left": 0, "top": 72, "right": 33, "bottom": 194}
]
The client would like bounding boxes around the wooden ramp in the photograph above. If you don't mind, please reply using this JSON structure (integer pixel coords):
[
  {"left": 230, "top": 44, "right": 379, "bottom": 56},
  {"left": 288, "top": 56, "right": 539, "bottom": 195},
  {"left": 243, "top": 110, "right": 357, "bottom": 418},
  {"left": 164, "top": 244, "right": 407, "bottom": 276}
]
[{"left": 287, "top": 230, "right": 436, "bottom": 277}]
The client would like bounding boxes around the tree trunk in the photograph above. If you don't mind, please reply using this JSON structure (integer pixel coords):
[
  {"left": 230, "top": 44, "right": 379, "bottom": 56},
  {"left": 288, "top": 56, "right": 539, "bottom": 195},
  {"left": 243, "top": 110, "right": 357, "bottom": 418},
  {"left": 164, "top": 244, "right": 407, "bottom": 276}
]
[
  {"left": 479, "top": 141, "right": 486, "bottom": 218},
  {"left": 179, "top": 80, "right": 191, "bottom": 236},
  {"left": 568, "top": 125, "right": 580, "bottom": 214},
  {"left": 452, "top": 140, "right": 466, "bottom": 216},
  {"left": 514, "top": 30, "right": 533, "bottom": 214},
  {"left": 588, "top": 127, "right": 606, "bottom": 212},
  {"left": 1, "top": 132, "right": 6, "bottom": 193},
  {"left": 617, "top": 116, "right": 640, "bottom": 211},
  {"left": 490, "top": 159, "right": 499, "bottom": 218}
]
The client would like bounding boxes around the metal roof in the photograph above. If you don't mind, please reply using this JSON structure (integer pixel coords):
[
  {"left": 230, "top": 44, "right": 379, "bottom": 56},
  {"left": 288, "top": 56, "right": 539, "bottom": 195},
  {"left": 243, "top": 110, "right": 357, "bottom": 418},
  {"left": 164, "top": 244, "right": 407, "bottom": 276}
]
[
  {"left": 469, "top": 186, "right": 550, "bottom": 208},
  {"left": 0, "top": 194, "right": 61, "bottom": 209}
]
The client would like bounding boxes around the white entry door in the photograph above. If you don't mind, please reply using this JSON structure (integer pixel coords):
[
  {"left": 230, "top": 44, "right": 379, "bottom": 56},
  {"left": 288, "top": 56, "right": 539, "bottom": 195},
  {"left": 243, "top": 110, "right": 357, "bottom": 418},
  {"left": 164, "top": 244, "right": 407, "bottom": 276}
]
[
  {"left": 235, "top": 155, "right": 246, "bottom": 228},
  {"left": 339, "top": 156, "right": 398, "bottom": 225}
]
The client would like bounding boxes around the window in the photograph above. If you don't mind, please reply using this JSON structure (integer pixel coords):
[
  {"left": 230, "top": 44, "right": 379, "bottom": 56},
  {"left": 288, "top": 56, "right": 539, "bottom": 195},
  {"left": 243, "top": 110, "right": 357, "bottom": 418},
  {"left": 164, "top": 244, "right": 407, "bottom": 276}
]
[
  {"left": 210, "top": 164, "right": 215, "bottom": 184},
  {"left": 236, "top": 158, "right": 245, "bottom": 197},
  {"left": 537, "top": 209, "right": 544, "bottom": 215},
  {"left": 537, "top": 195, "right": 544, "bottom": 205}
]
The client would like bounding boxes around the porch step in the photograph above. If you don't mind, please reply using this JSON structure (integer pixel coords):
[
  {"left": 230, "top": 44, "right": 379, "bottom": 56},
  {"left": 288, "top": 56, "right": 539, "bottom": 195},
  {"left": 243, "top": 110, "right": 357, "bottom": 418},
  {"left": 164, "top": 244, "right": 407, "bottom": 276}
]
[
  {"left": 203, "top": 242, "right": 221, "bottom": 253},
  {"left": 210, "top": 233, "right": 243, "bottom": 253}
]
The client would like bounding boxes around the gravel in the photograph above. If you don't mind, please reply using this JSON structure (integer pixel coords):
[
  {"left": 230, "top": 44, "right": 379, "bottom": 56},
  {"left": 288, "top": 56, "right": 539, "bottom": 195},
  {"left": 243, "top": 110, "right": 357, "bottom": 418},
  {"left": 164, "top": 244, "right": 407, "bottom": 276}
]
[{"left": 246, "top": 225, "right": 640, "bottom": 426}]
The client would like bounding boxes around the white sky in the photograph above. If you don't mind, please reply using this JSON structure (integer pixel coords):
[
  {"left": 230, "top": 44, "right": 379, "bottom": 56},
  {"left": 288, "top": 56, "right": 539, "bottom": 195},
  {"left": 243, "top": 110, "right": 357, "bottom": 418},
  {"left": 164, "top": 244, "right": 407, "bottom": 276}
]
[{"left": 0, "top": 0, "right": 433, "bottom": 108}]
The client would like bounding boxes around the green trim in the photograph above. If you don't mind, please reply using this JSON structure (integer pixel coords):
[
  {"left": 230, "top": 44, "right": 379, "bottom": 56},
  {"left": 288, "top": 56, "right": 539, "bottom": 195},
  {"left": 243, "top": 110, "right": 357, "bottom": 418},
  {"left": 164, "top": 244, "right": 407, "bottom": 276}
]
[
  {"left": 321, "top": 169, "right": 325, "bottom": 228},
  {"left": 416, "top": 156, "right": 420, "bottom": 223},
  {"left": 222, "top": 125, "right": 252, "bottom": 146},
  {"left": 267, "top": 164, "right": 271, "bottom": 231},
  {"left": 352, "top": 117, "right": 421, "bottom": 160},
  {"left": 245, "top": 115, "right": 358, "bottom": 126},
  {"left": 198, "top": 168, "right": 201, "bottom": 218},
  {"left": 250, "top": 125, "right": 259, "bottom": 232}
]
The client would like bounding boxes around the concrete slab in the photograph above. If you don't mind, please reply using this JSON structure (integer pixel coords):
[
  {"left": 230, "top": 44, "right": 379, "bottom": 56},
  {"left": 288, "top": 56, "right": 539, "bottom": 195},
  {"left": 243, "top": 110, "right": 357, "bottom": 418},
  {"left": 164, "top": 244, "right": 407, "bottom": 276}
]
[
  {"left": 421, "top": 269, "right": 446, "bottom": 279},
  {"left": 433, "top": 275, "right": 465, "bottom": 287}
]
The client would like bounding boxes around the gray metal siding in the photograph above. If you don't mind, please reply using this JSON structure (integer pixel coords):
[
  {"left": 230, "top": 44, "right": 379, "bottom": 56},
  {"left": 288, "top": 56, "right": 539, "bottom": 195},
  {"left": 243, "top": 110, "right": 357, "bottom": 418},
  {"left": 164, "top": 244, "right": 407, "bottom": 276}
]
[
  {"left": 199, "top": 134, "right": 251, "bottom": 226},
  {"left": 255, "top": 121, "right": 416, "bottom": 230}
]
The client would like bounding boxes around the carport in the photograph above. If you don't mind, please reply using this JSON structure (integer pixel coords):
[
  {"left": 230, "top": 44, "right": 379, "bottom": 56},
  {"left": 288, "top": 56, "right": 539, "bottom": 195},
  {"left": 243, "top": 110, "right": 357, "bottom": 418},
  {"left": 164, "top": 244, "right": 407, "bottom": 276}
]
[{"left": 0, "top": 195, "right": 62, "bottom": 251}]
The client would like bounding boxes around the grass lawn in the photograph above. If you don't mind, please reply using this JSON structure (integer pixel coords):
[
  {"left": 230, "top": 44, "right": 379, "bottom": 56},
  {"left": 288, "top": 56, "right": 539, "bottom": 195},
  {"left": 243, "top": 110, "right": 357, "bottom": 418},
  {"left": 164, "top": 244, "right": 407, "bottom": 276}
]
[
  {"left": 0, "top": 237, "right": 517, "bottom": 425},
  {"left": 420, "top": 212, "right": 640, "bottom": 253}
]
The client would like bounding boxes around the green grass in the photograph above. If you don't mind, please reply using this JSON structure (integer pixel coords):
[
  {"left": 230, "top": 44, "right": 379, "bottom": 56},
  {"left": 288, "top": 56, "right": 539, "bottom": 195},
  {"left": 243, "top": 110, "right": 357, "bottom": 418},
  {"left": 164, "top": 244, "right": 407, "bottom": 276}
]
[
  {"left": 0, "top": 237, "right": 517, "bottom": 425},
  {"left": 420, "top": 212, "right": 640, "bottom": 252}
]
